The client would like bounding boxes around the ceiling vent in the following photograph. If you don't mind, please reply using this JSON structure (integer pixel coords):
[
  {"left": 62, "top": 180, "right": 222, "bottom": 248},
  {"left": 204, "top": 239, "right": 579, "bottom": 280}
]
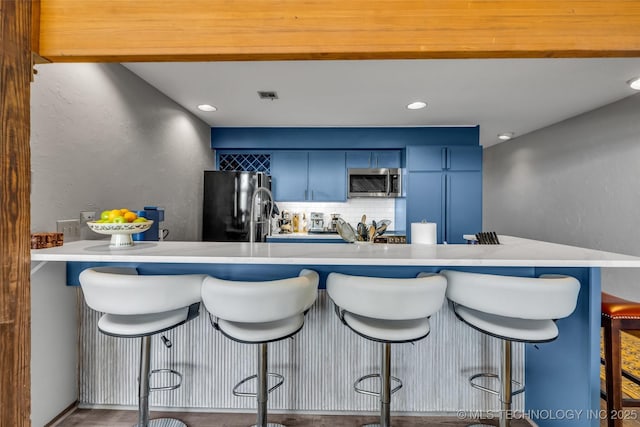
[{"left": 258, "top": 91, "right": 279, "bottom": 100}]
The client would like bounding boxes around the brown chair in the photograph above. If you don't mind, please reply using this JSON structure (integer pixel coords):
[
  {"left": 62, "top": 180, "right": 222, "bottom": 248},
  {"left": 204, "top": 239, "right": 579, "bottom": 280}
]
[{"left": 601, "top": 292, "right": 640, "bottom": 427}]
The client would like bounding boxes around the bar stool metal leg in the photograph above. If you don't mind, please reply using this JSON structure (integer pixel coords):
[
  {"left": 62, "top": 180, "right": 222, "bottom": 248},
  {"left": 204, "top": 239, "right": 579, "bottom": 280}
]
[
  {"left": 380, "top": 343, "right": 391, "bottom": 427},
  {"left": 135, "top": 336, "right": 187, "bottom": 427},
  {"left": 499, "top": 340, "right": 512, "bottom": 427},
  {"left": 467, "top": 340, "right": 518, "bottom": 427},
  {"left": 362, "top": 343, "right": 393, "bottom": 427},
  {"left": 138, "top": 336, "right": 151, "bottom": 427},
  {"left": 251, "top": 343, "right": 285, "bottom": 427}
]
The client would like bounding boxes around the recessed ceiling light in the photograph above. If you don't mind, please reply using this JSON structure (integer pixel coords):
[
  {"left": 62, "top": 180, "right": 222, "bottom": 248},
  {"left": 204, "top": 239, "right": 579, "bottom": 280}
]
[
  {"left": 628, "top": 77, "right": 640, "bottom": 90},
  {"left": 498, "top": 132, "right": 514, "bottom": 141},
  {"left": 407, "top": 101, "right": 427, "bottom": 110},
  {"left": 197, "top": 104, "right": 217, "bottom": 112}
]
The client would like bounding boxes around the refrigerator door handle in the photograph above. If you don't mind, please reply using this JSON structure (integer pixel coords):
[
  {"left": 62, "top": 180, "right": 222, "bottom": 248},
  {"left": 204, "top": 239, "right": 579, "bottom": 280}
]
[{"left": 233, "top": 192, "right": 237, "bottom": 218}]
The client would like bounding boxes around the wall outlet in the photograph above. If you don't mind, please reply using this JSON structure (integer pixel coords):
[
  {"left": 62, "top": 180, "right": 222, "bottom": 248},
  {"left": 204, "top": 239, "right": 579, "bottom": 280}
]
[
  {"left": 56, "top": 219, "right": 81, "bottom": 242},
  {"left": 80, "top": 211, "right": 96, "bottom": 223}
]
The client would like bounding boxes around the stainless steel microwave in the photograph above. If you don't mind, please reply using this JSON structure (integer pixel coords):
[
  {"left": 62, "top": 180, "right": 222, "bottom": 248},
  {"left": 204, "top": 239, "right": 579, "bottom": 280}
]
[{"left": 347, "top": 168, "right": 402, "bottom": 198}]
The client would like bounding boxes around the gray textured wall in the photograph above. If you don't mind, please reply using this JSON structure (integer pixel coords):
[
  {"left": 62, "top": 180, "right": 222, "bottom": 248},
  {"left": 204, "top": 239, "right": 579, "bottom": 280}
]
[
  {"left": 484, "top": 93, "right": 640, "bottom": 298},
  {"left": 29, "top": 63, "right": 214, "bottom": 425},
  {"left": 30, "top": 63, "right": 215, "bottom": 240}
]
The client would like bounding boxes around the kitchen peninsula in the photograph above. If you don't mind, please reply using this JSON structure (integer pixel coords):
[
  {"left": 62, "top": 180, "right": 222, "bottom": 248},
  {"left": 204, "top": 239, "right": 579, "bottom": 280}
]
[{"left": 32, "top": 236, "right": 640, "bottom": 426}]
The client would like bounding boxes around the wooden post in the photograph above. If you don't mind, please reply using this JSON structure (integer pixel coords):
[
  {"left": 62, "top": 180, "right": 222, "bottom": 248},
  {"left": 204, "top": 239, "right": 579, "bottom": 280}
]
[{"left": 1, "top": 0, "right": 33, "bottom": 426}]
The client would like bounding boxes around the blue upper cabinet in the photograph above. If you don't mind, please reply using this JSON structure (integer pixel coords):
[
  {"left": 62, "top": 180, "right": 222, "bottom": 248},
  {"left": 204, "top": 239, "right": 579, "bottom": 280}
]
[
  {"left": 407, "top": 146, "right": 445, "bottom": 171},
  {"left": 346, "top": 150, "right": 402, "bottom": 169},
  {"left": 407, "top": 146, "right": 482, "bottom": 172},
  {"left": 447, "top": 146, "right": 483, "bottom": 171},
  {"left": 308, "top": 151, "right": 346, "bottom": 201},
  {"left": 271, "top": 151, "right": 309, "bottom": 201},
  {"left": 271, "top": 151, "right": 346, "bottom": 202}
]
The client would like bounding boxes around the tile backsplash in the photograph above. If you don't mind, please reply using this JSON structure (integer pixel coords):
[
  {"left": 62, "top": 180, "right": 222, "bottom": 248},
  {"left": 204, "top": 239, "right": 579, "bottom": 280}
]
[{"left": 276, "top": 198, "right": 397, "bottom": 231}]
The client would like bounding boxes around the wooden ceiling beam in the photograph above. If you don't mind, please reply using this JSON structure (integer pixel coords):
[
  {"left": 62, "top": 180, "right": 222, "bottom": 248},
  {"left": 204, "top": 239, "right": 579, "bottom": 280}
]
[{"left": 38, "top": 0, "right": 640, "bottom": 62}]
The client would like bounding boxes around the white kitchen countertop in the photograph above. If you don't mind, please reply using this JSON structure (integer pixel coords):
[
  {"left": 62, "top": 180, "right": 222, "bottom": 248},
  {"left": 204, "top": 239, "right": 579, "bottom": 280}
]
[{"left": 31, "top": 235, "right": 640, "bottom": 267}]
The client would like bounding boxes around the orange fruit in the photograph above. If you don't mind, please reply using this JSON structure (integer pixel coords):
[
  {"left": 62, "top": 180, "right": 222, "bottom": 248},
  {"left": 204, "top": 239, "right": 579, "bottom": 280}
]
[
  {"left": 124, "top": 211, "right": 137, "bottom": 222},
  {"left": 120, "top": 208, "right": 129, "bottom": 214}
]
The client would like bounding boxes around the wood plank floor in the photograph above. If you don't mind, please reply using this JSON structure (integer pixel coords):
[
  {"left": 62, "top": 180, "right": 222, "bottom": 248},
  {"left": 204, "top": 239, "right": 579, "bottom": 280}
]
[
  {"left": 51, "top": 408, "right": 534, "bottom": 427},
  {"left": 49, "top": 404, "right": 640, "bottom": 426}
]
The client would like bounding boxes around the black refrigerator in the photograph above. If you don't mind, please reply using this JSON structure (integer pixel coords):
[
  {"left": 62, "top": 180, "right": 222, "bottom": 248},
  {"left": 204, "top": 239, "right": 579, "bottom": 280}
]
[{"left": 202, "top": 171, "right": 272, "bottom": 242}]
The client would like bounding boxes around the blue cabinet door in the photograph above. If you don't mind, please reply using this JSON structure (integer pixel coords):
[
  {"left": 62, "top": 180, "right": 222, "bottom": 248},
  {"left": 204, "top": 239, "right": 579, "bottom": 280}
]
[
  {"left": 271, "top": 151, "right": 308, "bottom": 201},
  {"left": 373, "top": 150, "right": 402, "bottom": 168},
  {"left": 308, "top": 151, "right": 346, "bottom": 201},
  {"left": 447, "top": 146, "right": 483, "bottom": 171},
  {"left": 346, "top": 150, "right": 374, "bottom": 168},
  {"left": 446, "top": 171, "right": 482, "bottom": 243},
  {"left": 406, "top": 172, "right": 444, "bottom": 243},
  {"left": 346, "top": 150, "right": 402, "bottom": 168},
  {"left": 407, "top": 146, "right": 445, "bottom": 171},
  {"left": 407, "top": 146, "right": 482, "bottom": 172}
]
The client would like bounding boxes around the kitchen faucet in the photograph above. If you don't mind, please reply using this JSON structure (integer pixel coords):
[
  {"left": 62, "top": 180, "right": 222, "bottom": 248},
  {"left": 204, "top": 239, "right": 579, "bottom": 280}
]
[{"left": 249, "top": 186, "right": 273, "bottom": 243}]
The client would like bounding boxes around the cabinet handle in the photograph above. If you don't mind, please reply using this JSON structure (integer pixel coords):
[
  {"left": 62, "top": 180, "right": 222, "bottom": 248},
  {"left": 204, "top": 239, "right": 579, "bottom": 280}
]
[
  {"left": 305, "top": 189, "right": 308, "bottom": 200},
  {"left": 375, "top": 154, "right": 379, "bottom": 168},
  {"left": 369, "top": 152, "right": 373, "bottom": 168},
  {"left": 446, "top": 148, "right": 451, "bottom": 170},
  {"left": 311, "top": 190, "right": 314, "bottom": 200},
  {"left": 441, "top": 147, "right": 447, "bottom": 170}
]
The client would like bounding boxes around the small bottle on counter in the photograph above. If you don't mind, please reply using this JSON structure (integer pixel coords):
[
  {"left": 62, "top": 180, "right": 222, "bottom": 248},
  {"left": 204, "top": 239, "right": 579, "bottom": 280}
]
[{"left": 292, "top": 213, "right": 300, "bottom": 233}]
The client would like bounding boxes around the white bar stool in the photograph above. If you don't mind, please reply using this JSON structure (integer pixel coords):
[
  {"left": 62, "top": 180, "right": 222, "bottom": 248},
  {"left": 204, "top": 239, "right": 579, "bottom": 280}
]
[
  {"left": 326, "top": 272, "right": 448, "bottom": 427},
  {"left": 201, "top": 269, "right": 319, "bottom": 427},
  {"left": 439, "top": 270, "right": 580, "bottom": 427},
  {"left": 79, "top": 267, "right": 206, "bottom": 427}
]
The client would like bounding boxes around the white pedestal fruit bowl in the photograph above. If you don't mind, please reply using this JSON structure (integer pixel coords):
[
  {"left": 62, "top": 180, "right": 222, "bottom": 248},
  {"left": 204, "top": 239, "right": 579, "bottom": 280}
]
[{"left": 87, "top": 220, "right": 153, "bottom": 248}]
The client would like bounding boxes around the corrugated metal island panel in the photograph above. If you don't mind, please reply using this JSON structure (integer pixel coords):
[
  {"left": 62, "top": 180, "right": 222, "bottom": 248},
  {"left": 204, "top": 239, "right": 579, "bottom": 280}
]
[{"left": 79, "top": 290, "right": 524, "bottom": 412}]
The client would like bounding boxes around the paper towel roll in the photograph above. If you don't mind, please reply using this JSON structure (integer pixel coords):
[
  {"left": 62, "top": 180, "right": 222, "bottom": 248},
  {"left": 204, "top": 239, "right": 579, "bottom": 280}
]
[{"left": 411, "top": 222, "right": 437, "bottom": 244}]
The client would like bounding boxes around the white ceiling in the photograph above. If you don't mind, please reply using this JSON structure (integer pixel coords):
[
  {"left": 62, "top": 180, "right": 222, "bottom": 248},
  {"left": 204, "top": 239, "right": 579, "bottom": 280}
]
[{"left": 124, "top": 58, "right": 640, "bottom": 147}]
